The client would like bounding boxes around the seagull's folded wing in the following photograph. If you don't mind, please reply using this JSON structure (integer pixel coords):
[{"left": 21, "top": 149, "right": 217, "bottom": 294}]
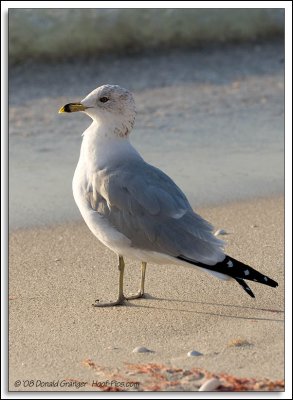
[{"left": 93, "top": 159, "right": 224, "bottom": 265}]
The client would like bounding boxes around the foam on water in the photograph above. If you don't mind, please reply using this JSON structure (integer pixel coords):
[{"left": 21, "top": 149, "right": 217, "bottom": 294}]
[{"left": 9, "top": 9, "right": 283, "bottom": 64}]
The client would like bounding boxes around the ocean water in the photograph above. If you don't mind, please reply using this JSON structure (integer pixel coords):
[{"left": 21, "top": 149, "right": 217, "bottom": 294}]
[
  {"left": 9, "top": 9, "right": 284, "bottom": 64},
  {"left": 9, "top": 39, "right": 284, "bottom": 229}
]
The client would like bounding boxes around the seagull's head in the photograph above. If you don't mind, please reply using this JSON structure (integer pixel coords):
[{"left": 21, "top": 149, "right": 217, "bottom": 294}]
[{"left": 59, "top": 84, "right": 136, "bottom": 137}]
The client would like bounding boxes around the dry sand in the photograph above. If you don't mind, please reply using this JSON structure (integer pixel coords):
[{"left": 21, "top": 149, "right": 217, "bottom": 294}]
[{"left": 9, "top": 196, "right": 284, "bottom": 391}]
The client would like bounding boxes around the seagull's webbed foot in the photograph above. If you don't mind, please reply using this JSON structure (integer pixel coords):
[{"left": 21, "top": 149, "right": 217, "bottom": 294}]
[
  {"left": 124, "top": 290, "right": 144, "bottom": 300},
  {"left": 125, "top": 262, "right": 147, "bottom": 300},
  {"left": 92, "top": 259, "right": 147, "bottom": 307},
  {"left": 92, "top": 295, "right": 127, "bottom": 307},
  {"left": 92, "top": 255, "right": 128, "bottom": 307}
]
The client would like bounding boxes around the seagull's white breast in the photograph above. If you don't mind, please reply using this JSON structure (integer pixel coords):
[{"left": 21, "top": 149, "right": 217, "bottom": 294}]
[{"left": 72, "top": 122, "right": 138, "bottom": 255}]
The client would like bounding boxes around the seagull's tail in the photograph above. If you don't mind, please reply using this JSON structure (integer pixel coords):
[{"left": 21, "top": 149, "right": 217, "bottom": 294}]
[{"left": 177, "top": 255, "right": 278, "bottom": 298}]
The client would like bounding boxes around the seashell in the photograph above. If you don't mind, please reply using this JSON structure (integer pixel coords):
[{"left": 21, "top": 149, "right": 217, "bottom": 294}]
[
  {"left": 187, "top": 350, "right": 203, "bottom": 357},
  {"left": 132, "top": 346, "right": 152, "bottom": 353},
  {"left": 198, "top": 378, "right": 221, "bottom": 391},
  {"left": 215, "top": 229, "right": 228, "bottom": 236}
]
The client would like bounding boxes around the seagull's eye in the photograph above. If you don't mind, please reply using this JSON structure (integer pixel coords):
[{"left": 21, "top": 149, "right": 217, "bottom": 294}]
[{"left": 100, "top": 97, "right": 109, "bottom": 103}]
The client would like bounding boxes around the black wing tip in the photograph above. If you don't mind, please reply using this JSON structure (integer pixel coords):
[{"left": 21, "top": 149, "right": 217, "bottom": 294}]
[
  {"left": 261, "top": 277, "right": 279, "bottom": 288},
  {"left": 243, "top": 288, "right": 256, "bottom": 299},
  {"left": 177, "top": 255, "right": 279, "bottom": 295},
  {"left": 235, "top": 278, "right": 255, "bottom": 298},
  {"left": 227, "top": 255, "right": 279, "bottom": 288}
]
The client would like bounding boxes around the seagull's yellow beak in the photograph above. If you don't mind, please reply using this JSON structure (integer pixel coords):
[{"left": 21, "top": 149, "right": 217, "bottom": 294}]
[{"left": 58, "top": 103, "right": 86, "bottom": 113}]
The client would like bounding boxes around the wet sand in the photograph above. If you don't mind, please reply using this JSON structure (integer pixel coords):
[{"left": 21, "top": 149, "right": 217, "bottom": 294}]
[{"left": 9, "top": 41, "right": 284, "bottom": 229}]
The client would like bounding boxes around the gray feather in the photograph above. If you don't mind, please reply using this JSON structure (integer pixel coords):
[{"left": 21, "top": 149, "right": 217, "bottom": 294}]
[{"left": 90, "top": 159, "right": 224, "bottom": 264}]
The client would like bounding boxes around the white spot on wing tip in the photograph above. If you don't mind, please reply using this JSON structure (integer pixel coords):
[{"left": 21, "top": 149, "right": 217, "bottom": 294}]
[
  {"left": 244, "top": 269, "right": 250, "bottom": 276},
  {"left": 227, "top": 260, "right": 234, "bottom": 268},
  {"left": 264, "top": 276, "right": 268, "bottom": 282}
]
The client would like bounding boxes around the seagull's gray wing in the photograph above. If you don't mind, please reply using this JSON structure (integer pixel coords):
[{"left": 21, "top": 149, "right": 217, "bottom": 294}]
[{"left": 93, "top": 159, "right": 224, "bottom": 264}]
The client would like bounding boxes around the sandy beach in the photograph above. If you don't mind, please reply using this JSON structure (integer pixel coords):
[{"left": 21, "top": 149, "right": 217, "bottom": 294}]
[
  {"left": 8, "top": 36, "right": 285, "bottom": 391},
  {"left": 9, "top": 196, "right": 284, "bottom": 391}
]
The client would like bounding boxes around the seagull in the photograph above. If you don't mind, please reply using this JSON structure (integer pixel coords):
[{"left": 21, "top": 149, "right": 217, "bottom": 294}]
[{"left": 59, "top": 84, "right": 278, "bottom": 306}]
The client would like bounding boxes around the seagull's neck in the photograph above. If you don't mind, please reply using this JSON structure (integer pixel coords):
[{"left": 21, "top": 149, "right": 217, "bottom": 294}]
[{"left": 79, "top": 121, "right": 141, "bottom": 171}]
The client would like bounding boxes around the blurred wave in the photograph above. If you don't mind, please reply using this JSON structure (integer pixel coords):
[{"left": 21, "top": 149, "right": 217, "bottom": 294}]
[{"left": 9, "top": 9, "right": 284, "bottom": 64}]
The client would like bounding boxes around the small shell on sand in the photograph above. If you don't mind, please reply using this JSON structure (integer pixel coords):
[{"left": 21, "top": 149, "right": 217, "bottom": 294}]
[
  {"left": 198, "top": 378, "right": 221, "bottom": 391},
  {"left": 187, "top": 350, "right": 203, "bottom": 357},
  {"left": 132, "top": 346, "right": 152, "bottom": 353},
  {"left": 215, "top": 229, "right": 228, "bottom": 236}
]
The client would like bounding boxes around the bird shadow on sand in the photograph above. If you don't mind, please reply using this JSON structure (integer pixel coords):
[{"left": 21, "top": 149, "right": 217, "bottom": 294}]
[
  {"left": 121, "top": 294, "right": 284, "bottom": 322},
  {"left": 151, "top": 296, "right": 284, "bottom": 313}
]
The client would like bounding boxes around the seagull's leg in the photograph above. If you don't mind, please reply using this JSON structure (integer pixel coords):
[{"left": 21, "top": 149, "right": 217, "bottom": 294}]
[
  {"left": 93, "top": 255, "right": 126, "bottom": 307},
  {"left": 125, "top": 262, "right": 147, "bottom": 300}
]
